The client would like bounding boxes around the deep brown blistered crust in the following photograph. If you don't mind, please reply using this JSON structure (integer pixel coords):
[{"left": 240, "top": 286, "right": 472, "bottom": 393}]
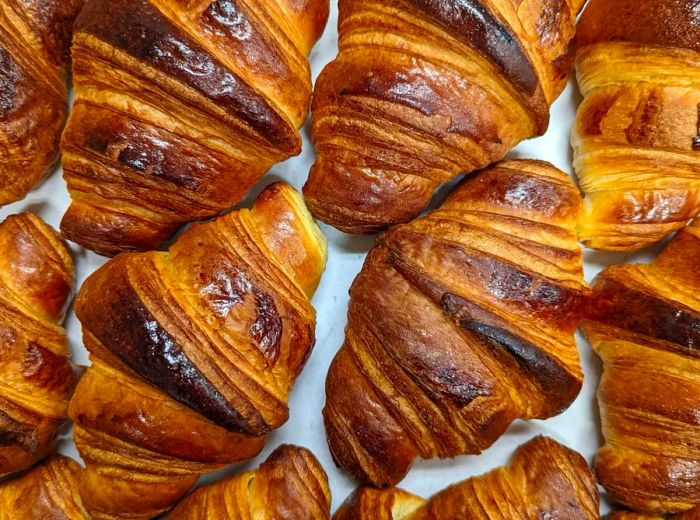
[
  {"left": 68, "top": 183, "right": 327, "bottom": 519},
  {"left": 0, "top": 0, "right": 84, "bottom": 205},
  {"left": 582, "top": 222, "right": 700, "bottom": 515},
  {"left": 408, "top": 0, "right": 540, "bottom": 96},
  {"left": 577, "top": 0, "right": 700, "bottom": 53},
  {"left": 588, "top": 271, "right": 700, "bottom": 354},
  {"left": 75, "top": 0, "right": 294, "bottom": 151},
  {"left": 0, "top": 46, "right": 20, "bottom": 115},
  {"left": 60, "top": 0, "right": 327, "bottom": 255},
  {"left": 323, "top": 160, "right": 589, "bottom": 486},
  {"left": 168, "top": 444, "right": 332, "bottom": 519},
  {"left": 75, "top": 257, "right": 262, "bottom": 436},
  {"left": 0, "top": 213, "right": 75, "bottom": 477},
  {"left": 333, "top": 436, "right": 600, "bottom": 520},
  {"left": 303, "top": 0, "right": 580, "bottom": 233}
]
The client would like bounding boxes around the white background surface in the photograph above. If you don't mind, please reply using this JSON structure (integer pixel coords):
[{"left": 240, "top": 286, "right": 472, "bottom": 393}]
[{"left": 0, "top": 3, "right": 668, "bottom": 514}]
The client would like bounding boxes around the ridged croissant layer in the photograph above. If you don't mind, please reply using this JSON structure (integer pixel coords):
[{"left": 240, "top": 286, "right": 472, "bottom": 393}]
[
  {"left": 169, "top": 444, "right": 331, "bottom": 519},
  {"left": 573, "top": 0, "right": 700, "bottom": 251},
  {"left": 583, "top": 221, "right": 700, "bottom": 515},
  {"left": 0, "top": 212, "right": 76, "bottom": 477},
  {"left": 324, "top": 160, "right": 590, "bottom": 486},
  {"left": 333, "top": 436, "right": 600, "bottom": 520},
  {"left": 0, "top": 0, "right": 84, "bottom": 205},
  {"left": 60, "top": 0, "right": 329, "bottom": 256},
  {"left": 0, "top": 454, "right": 89, "bottom": 519},
  {"left": 68, "top": 183, "right": 327, "bottom": 519},
  {"left": 303, "top": 0, "right": 584, "bottom": 233}
]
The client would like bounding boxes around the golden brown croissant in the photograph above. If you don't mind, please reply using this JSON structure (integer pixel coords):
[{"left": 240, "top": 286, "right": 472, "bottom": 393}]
[
  {"left": 0, "top": 212, "right": 76, "bottom": 477},
  {"left": 0, "top": 454, "right": 88, "bottom": 519},
  {"left": 582, "top": 220, "right": 700, "bottom": 515},
  {"left": 168, "top": 444, "right": 331, "bottom": 519},
  {"left": 0, "top": 0, "right": 84, "bottom": 205},
  {"left": 323, "top": 159, "right": 590, "bottom": 486},
  {"left": 333, "top": 436, "right": 600, "bottom": 520},
  {"left": 68, "top": 183, "right": 327, "bottom": 519},
  {"left": 608, "top": 510, "right": 700, "bottom": 520},
  {"left": 572, "top": 0, "right": 700, "bottom": 251},
  {"left": 60, "top": 0, "right": 329, "bottom": 256},
  {"left": 302, "top": 0, "right": 584, "bottom": 233}
]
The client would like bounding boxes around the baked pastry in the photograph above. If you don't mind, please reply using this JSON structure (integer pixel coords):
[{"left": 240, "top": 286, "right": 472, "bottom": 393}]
[
  {"left": 0, "top": 0, "right": 84, "bottom": 205},
  {"left": 608, "top": 509, "right": 700, "bottom": 520},
  {"left": 0, "top": 212, "right": 76, "bottom": 477},
  {"left": 0, "top": 454, "right": 88, "bottom": 519},
  {"left": 68, "top": 183, "right": 327, "bottom": 518},
  {"left": 303, "top": 0, "right": 584, "bottom": 233},
  {"left": 582, "top": 220, "right": 700, "bottom": 515},
  {"left": 333, "top": 436, "right": 600, "bottom": 520},
  {"left": 60, "top": 0, "right": 329, "bottom": 256},
  {"left": 324, "top": 160, "right": 590, "bottom": 486},
  {"left": 169, "top": 444, "right": 331, "bottom": 519},
  {"left": 573, "top": 0, "right": 700, "bottom": 250}
]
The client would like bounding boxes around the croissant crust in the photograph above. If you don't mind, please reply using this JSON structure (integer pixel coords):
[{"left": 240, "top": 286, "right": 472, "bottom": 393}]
[
  {"left": 333, "top": 436, "right": 600, "bottom": 520},
  {"left": 0, "top": 212, "right": 76, "bottom": 477},
  {"left": 573, "top": 0, "right": 700, "bottom": 250},
  {"left": 582, "top": 220, "right": 700, "bottom": 515},
  {"left": 0, "top": 0, "right": 84, "bottom": 205},
  {"left": 60, "top": 0, "right": 329, "bottom": 255},
  {"left": 303, "top": 0, "right": 584, "bottom": 233},
  {"left": 323, "top": 160, "right": 589, "bottom": 486},
  {"left": 68, "top": 183, "right": 327, "bottom": 519},
  {"left": 0, "top": 454, "right": 88, "bottom": 519},
  {"left": 169, "top": 444, "right": 331, "bottom": 519}
]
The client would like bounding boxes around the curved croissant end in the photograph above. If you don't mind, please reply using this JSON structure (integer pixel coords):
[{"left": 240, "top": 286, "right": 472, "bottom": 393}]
[
  {"left": 0, "top": 455, "right": 88, "bottom": 519},
  {"left": 169, "top": 444, "right": 331, "bottom": 519},
  {"left": 68, "top": 183, "right": 326, "bottom": 519},
  {"left": 582, "top": 221, "right": 700, "bottom": 515},
  {"left": 323, "top": 160, "right": 590, "bottom": 486},
  {"left": 573, "top": 0, "right": 700, "bottom": 251},
  {"left": 608, "top": 511, "right": 700, "bottom": 520},
  {"left": 60, "top": 0, "right": 329, "bottom": 256},
  {"left": 0, "top": 213, "right": 76, "bottom": 477},
  {"left": 303, "top": 0, "right": 584, "bottom": 233},
  {"left": 333, "top": 436, "right": 600, "bottom": 520},
  {"left": 0, "top": 0, "right": 84, "bottom": 205}
]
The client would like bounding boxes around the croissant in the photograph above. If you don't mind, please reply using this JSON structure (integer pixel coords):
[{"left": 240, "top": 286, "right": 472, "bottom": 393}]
[
  {"left": 0, "top": 454, "right": 88, "bottom": 519},
  {"left": 0, "top": 212, "right": 76, "bottom": 477},
  {"left": 572, "top": 0, "right": 700, "bottom": 251},
  {"left": 582, "top": 220, "right": 700, "bottom": 515},
  {"left": 302, "top": 0, "right": 584, "bottom": 233},
  {"left": 323, "top": 159, "right": 590, "bottom": 486},
  {"left": 609, "top": 510, "right": 700, "bottom": 520},
  {"left": 67, "top": 183, "right": 326, "bottom": 519},
  {"left": 168, "top": 444, "right": 331, "bottom": 519},
  {"left": 333, "top": 436, "right": 600, "bottom": 520},
  {"left": 0, "top": 0, "right": 84, "bottom": 205},
  {"left": 60, "top": 0, "right": 329, "bottom": 256}
]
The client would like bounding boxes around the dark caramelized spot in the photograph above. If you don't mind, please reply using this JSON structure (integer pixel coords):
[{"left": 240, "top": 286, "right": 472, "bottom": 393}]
[
  {"left": 249, "top": 290, "right": 282, "bottom": 365},
  {"left": 408, "top": 0, "right": 541, "bottom": 96},
  {"left": 0, "top": 410, "right": 38, "bottom": 454},
  {"left": 588, "top": 274, "right": 700, "bottom": 353},
  {"left": 82, "top": 267, "right": 265, "bottom": 435},
  {"left": 693, "top": 104, "right": 700, "bottom": 151},
  {"left": 0, "top": 47, "right": 20, "bottom": 115},
  {"left": 442, "top": 292, "right": 581, "bottom": 409},
  {"left": 75, "top": 0, "right": 296, "bottom": 151},
  {"left": 577, "top": 0, "right": 700, "bottom": 53}
]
